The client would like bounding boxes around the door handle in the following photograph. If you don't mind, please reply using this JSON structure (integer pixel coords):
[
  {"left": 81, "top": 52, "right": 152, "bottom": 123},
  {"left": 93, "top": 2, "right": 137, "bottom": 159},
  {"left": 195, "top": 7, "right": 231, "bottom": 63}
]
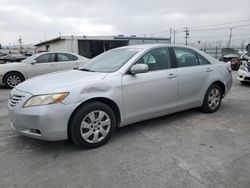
[
  {"left": 206, "top": 68, "right": 213, "bottom": 72},
  {"left": 168, "top": 73, "right": 177, "bottom": 79}
]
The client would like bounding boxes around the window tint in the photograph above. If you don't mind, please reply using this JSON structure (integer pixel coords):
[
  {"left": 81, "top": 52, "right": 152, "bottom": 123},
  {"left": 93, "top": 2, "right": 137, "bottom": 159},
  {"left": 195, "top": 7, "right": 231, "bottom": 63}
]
[
  {"left": 136, "top": 48, "right": 171, "bottom": 71},
  {"left": 35, "top": 53, "right": 55, "bottom": 63},
  {"left": 197, "top": 53, "right": 210, "bottom": 65},
  {"left": 174, "top": 48, "right": 199, "bottom": 67},
  {"left": 57, "top": 53, "right": 78, "bottom": 62}
]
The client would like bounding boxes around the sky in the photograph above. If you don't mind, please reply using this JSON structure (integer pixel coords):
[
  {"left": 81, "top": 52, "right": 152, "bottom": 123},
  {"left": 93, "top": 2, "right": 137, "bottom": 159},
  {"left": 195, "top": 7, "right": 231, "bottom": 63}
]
[{"left": 0, "top": 0, "right": 249, "bottom": 47}]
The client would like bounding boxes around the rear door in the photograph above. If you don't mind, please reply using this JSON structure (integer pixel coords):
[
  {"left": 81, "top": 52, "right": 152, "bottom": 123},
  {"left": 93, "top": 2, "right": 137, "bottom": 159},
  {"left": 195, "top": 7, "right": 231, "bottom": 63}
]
[
  {"left": 26, "top": 53, "right": 57, "bottom": 78},
  {"left": 172, "top": 47, "right": 212, "bottom": 106},
  {"left": 56, "top": 53, "right": 79, "bottom": 71}
]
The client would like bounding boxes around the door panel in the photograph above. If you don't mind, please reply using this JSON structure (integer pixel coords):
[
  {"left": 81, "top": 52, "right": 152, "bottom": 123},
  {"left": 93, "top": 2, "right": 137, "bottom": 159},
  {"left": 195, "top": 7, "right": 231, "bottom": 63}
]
[
  {"left": 56, "top": 53, "right": 79, "bottom": 71},
  {"left": 122, "top": 70, "right": 178, "bottom": 121},
  {"left": 173, "top": 47, "right": 211, "bottom": 106},
  {"left": 177, "top": 65, "right": 210, "bottom": 106},
  {"left": 26, "top": 53, "right": 57, "bottom": 78},
  {"left": 122, "top": 47, "right": 178, "bottom": 122}
]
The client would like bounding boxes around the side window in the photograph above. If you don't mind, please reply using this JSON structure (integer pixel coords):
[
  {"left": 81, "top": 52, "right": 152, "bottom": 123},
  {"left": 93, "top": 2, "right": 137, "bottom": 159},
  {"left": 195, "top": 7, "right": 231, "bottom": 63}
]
[
  {"left": 136, "top": 48, "right": 171, "bottom": 71},
  {"left": 35, "top": 53, "right": 55, "bottom": 63},
  {"left": 57, "top": 53, "right": 77, "bottom": 62},
  {"left": 174, "top": 48, "right": 199, "bottom": 67},
  {"left": 197, "top": 53, "right": 210, "bottom": 65}
]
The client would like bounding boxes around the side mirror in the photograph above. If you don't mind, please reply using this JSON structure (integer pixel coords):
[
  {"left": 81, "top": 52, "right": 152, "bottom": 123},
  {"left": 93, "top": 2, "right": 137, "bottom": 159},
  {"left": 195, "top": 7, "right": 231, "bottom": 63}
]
[
  {"left": 130, "top": 64, "right": 149, "bottom": 74},
  {"left": 30, "top": 60, "right": 36, "bottom": 65}
]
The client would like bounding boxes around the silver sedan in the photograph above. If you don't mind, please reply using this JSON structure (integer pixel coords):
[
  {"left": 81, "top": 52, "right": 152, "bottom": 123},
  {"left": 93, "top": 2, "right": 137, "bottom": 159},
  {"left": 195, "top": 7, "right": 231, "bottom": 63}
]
[
  {"left": 0, "top": 52, "right": 89, "bottom": 88},
  {"left": 8, "top": 44, "right": 232, "bottom": 148}
]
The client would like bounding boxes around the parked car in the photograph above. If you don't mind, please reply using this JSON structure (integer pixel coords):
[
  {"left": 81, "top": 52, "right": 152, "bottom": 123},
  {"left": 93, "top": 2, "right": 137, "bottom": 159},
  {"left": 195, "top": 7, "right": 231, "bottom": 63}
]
[
  {"left": 0, "top": 52, "right": 89, "bottom": 88},
  {"left": 238, "top": 61, "right": 250, "bottom": 84},
  {"left": 219, "top": 54, "right": 241, "bottom": 70},
  {"left": 8, "top": 44, "right": 232, "bottom": 148}
]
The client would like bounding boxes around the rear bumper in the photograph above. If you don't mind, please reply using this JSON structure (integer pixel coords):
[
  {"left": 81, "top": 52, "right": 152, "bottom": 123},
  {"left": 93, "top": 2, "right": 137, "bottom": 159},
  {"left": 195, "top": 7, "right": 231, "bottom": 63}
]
[
  {"left": 0, "top": 74, "right": 3, "bottom": 84},
  {"left": 224, "top": 73, "right": 232, "bottom": 97}
]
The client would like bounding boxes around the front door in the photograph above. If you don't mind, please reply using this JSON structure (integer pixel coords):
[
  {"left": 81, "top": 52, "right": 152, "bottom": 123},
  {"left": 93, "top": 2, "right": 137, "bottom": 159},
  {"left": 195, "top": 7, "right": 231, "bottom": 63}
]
[
  {"left": 122, "top": 47, "right": 178, "bottom": 122},
  {"left": 26, "top": 53, "right": 57, "bottom": 78}
]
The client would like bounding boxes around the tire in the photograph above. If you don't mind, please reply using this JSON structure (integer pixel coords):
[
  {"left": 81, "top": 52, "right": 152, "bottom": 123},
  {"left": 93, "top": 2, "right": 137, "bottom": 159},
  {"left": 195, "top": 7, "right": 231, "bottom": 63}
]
[
  {"left": 201, "top": 84, "right": 222, "bottom": 113},
  {"left": 69, "top": 101, "right": 116, "bottom": 149},
  {"left": 3, "top": 72, "right": 24, "bottom": 88}
]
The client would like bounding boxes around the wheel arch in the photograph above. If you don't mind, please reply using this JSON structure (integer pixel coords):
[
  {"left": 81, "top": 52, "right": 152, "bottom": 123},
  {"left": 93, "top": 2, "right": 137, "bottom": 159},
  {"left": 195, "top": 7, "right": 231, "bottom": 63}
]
[
  {"left": 210, "top": 80, "right": 225, "bottom": 97},
  {"left": 3, "top": 71, "right": 26, "bottom": 83},
  {"left": 67, "top": 97, "right": 121, "bottom": 139}
]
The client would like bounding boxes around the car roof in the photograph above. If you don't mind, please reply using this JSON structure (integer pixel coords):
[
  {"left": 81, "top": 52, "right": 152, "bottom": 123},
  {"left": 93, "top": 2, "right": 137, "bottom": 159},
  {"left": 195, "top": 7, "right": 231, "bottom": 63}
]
[{"left": 117, "top": 44, "right": 197, "bottom": 51}]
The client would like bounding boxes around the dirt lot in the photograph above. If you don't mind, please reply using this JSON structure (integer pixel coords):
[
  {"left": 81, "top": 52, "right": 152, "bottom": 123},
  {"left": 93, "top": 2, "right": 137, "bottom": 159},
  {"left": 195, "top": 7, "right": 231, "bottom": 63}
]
[{"left": 0, "top": 72, "right": 250, "bottom": 188}]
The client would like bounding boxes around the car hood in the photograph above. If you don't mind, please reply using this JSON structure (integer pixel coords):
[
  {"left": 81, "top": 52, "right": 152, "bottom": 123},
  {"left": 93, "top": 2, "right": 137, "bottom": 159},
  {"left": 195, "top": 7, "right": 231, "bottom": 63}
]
[{"left": 15, "top": 70, "right": 108, "bottom": 95}]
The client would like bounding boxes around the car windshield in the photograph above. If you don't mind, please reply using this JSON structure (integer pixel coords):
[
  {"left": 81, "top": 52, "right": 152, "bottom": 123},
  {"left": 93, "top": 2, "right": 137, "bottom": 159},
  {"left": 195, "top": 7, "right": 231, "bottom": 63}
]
[
  {"left": 79, "top": 48, "right": 141, "bottom": 73},
  {"left": 20, "top": 54, "right": 38, "bottom": 63}
]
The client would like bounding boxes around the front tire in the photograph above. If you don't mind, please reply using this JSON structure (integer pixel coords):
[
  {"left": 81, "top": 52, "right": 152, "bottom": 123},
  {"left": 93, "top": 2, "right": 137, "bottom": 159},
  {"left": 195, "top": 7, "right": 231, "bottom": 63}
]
[
  {"left": 201, "top": 84, "right": 222, "bottom": 113},
  {"left": 4, "top": 72, "right": 24, "bottom": 88},
  {"left": 69, "top": 102, "right": 116, "bottom": 149}
]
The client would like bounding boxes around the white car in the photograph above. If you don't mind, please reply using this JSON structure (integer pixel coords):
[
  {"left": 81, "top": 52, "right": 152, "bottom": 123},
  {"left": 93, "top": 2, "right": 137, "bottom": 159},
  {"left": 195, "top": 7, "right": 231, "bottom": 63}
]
[
  {"left": 0, "top": 52, "right": 89, "bottom": 88},
  {"left": 238, "top": 63, "right": 250, "bottom": 84}
]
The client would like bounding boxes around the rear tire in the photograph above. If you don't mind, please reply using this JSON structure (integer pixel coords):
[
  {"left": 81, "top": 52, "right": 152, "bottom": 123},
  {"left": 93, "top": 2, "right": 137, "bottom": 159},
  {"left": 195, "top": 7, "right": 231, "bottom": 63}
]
[
  {"left": 4, "top": 72, "right": 24, "bottom": 88},
  {"left": 69, "top": 102, "right": 116, "bottom": 149},
  {"left": 201, "top": 84, "right": 222, "bottom": 113}
]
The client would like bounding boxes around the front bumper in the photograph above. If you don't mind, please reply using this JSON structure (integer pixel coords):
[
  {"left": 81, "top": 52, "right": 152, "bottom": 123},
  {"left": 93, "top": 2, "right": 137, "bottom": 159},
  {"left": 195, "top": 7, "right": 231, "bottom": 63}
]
[
  {"left": 8, "top": 88, "right": 78, "bottom": 141},
  {"left": 237, "top": 70, "right": 250, "bottom": 82}
]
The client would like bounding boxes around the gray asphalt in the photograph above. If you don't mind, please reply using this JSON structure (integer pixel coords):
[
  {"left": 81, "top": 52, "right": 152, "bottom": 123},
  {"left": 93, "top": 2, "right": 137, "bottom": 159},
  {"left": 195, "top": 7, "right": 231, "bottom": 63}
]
[{"left": 0, "top": 72, "right": 250, "bottom": 188}]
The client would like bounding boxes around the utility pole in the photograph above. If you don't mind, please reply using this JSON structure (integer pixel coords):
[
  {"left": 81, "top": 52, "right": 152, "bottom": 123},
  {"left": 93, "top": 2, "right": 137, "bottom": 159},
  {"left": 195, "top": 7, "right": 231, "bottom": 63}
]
[
  {"left": 18, "top": 36, "right": 22, "bottom": 54},
  {"left": 228, "top": 28, "right": 233, "bottom": 48},
  {"left": 169, "top": 28, "right": 172, "bottom": 44},
  {"left": 184, "top": 27, "right": 189, "bottom": 46},
  {"left": 173, "top": 30, "right": 176, "bottom": 44}
]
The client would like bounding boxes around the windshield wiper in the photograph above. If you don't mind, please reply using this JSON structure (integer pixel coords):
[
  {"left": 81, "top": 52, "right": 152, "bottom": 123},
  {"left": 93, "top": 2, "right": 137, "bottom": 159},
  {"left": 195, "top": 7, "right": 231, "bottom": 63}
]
[{"left": 79, "top": 68, "right": 95, "bottom": 72}]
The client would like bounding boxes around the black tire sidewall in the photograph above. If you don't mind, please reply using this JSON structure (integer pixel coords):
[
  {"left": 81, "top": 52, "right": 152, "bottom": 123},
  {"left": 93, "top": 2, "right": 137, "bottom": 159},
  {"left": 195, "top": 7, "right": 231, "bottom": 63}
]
[
  {"left": 4, "top": 73, "right": 24, "bottom": 88},
  {"left": 202, "top": 84, "right": 222, "bottom": 113},
  {"left": 69, "top": 102, "right": 116, "bottom": 149}
]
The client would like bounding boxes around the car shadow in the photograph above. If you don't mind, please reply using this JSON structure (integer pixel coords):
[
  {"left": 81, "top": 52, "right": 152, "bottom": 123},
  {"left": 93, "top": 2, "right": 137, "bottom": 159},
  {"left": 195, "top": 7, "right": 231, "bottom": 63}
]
[
  {"left": 0, "top": 84, "right": 8, "bottom": 89},
  {"left": 11, "top": 108, "right": 199, "bottom": 152}
]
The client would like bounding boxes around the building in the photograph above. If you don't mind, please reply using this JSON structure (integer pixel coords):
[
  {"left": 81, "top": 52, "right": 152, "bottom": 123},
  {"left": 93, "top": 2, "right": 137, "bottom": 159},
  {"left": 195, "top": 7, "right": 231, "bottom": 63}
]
[{"left": 35, "top": 35, "right": 170, "bottom": 58}]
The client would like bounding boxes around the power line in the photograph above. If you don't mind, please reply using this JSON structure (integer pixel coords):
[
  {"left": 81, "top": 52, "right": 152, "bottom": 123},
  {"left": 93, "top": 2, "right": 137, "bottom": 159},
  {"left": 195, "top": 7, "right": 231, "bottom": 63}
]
[{"left": 183, "top": 18, "right": 250, "bottom": 29}]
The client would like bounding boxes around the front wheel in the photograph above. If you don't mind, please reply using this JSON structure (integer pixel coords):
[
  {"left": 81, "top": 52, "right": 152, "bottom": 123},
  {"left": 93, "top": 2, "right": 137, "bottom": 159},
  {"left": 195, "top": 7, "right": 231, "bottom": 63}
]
[
  {"left": 69, "top": 102, "right": 116, "bottom": 149},
  {"left": 4, "top": 72, "right": 24, "bottom": 88},
  {"left": 201, "top": 84, "right": 222, "bottom": 113}
]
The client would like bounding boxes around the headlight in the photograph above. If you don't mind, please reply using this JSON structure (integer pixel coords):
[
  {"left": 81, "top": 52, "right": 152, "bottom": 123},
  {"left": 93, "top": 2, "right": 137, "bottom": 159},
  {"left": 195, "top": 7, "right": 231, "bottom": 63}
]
[{"left": 24, "top": 92, "right": 69, "bottom": 108}]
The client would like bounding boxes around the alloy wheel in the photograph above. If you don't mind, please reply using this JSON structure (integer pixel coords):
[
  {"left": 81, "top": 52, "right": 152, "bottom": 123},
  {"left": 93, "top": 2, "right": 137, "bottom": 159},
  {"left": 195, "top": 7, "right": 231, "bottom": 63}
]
[
  {"left": 80, "top": 110, "right": 111, "bottom": 143},
  {"left": 7, "top": 75, "right": 22, "bottom": 88},
  {"left": 208, "top": 88, "right": 221, "bottom": 110}
]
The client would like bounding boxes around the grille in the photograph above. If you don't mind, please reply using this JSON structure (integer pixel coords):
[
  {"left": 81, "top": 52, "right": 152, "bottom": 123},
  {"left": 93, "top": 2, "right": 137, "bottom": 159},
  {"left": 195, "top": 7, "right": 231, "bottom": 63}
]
[{"left": 9, "top": 95, "right": 25, "bottom": 107}]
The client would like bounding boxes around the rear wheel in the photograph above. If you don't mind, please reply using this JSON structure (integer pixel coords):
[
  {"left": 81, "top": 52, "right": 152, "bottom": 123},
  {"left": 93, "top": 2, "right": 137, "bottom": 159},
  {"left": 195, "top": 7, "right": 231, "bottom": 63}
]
[
  {"left": 4, "top": 72, "right": 24, "bottom": 88},
  {"left": 69, "top": 102, "right": 116, "bottom": 148},
  {"left": 201, "top": 84, "right": 222, "bottom": 113}
]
